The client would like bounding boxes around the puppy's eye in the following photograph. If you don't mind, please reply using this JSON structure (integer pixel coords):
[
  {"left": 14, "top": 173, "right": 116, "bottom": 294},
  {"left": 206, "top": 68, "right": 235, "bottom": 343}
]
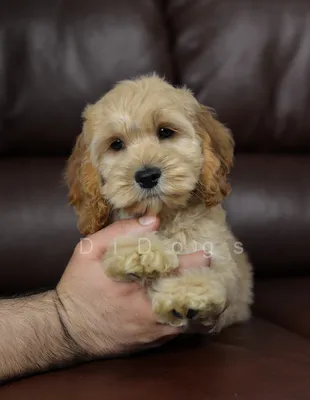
[
  {"left": 157, "top": 127, "right": 175, "bottom": 139},
  {"left": 110, "top": 138, "right": 125, "bottom": 151}
]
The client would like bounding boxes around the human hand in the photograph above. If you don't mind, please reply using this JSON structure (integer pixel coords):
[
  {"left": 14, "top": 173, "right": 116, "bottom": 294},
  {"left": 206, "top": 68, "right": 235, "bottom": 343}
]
[{"left": 55, "top": 216, "right": 210, "bottom": 359}]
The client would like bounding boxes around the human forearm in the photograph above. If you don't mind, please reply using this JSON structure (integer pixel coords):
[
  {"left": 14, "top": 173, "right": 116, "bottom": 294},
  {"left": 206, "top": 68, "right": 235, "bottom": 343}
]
[
  {"left": 0, "top": 217, "right": 207, "bottom": 383},
  {"left": 0, "top": 290, "right": 76, "bottom": 383}
]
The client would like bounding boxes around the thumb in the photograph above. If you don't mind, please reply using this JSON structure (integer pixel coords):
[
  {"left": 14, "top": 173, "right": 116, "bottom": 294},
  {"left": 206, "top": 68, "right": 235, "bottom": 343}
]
[{"left": 86, "top": 216, "right": 160, "bottom": 257}]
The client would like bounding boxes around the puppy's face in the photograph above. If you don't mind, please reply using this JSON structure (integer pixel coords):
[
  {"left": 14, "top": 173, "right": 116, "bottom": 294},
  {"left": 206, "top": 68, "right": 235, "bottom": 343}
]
[
  {"left": 67, "top": 75, "right": 234, "bottom": 235},
  {"left": 89, "top": 77, "right": 204, "bottom": 215}
]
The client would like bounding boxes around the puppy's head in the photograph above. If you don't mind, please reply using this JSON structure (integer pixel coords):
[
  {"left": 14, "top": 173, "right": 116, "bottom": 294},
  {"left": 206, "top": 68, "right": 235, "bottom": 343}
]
[{"left": 66, "top": 75, "right": 234, "bottom": 235}]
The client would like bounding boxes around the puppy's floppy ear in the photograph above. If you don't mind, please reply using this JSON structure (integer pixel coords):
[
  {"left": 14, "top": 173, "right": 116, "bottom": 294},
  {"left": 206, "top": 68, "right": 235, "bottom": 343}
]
[
  {"left": 196, "top": 104, "right": 234, "bottom": 207},
  {"left": 66, "top": 114, "right": 111, "bottom": 236}
]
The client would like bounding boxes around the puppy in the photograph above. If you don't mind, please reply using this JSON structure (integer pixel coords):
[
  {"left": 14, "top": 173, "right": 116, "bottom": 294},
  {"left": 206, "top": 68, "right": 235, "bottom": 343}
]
[{"left": 66, "top": 74, "right": 253, "bottom": 331}]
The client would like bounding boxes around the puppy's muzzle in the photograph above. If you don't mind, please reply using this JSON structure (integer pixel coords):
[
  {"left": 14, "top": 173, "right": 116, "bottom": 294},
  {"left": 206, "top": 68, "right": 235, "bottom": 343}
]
[{"left": 135, "top": 166, "right": 161, "bottom": 189}]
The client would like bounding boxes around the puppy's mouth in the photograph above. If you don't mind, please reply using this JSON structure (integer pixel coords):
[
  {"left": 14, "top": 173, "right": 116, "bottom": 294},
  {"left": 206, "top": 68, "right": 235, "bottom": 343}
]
[
  {"left": 123, "top": 192, "right": 163, "bottom": 217},
  {"left": 140, "top": 188, "right": 162, "bottom": 199},
  {"left": 104, "top": 163, "right": 198, "bottom": 215}
]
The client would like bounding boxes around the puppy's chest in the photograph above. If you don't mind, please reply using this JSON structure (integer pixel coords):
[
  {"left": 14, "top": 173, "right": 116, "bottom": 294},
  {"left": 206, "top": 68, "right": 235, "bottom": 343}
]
[
  {"left": 157, "top": 208, "right": 227, "bottom": 255},
  {"left": 158, "top": 228, "right": 205, "bottom": 254}
]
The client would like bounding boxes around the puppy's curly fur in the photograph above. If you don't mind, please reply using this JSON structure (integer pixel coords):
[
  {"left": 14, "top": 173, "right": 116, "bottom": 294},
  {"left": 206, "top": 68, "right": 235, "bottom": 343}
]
[{"left": 66, "top": 74, "right": 253, "bottom": 330}]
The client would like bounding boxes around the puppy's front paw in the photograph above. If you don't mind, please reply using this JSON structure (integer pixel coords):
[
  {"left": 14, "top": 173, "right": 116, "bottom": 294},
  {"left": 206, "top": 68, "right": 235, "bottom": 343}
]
[
  {"left": 150, "top": 268, "right": 227, "bottom": 328},
  {"left": 103, "top": 232, "right": 179, "bottom": 281}
]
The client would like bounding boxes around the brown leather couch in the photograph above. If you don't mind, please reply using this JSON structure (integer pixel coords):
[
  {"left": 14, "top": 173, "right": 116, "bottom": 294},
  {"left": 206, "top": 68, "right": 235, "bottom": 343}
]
[{"left": 1, "top": 0, "right": 310, "bottom": 398}]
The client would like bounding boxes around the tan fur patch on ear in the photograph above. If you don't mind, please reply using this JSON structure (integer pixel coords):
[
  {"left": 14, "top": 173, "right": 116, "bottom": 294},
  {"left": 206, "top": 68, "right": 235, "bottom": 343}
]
[
  {"left": 195, "top": 105, "right": 234, "bottom": 207},
  {"left": 66, "top": 132, "right": 110, "bottom": 236}
]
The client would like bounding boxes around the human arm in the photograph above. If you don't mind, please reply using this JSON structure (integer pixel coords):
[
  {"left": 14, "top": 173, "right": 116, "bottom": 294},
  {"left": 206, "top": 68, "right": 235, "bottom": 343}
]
[
  {"left": 0, "top": 291, "right": 76, "bottom": 382},
  {"left": 0, "top": 216, "right": 209, "bottom": 383}
]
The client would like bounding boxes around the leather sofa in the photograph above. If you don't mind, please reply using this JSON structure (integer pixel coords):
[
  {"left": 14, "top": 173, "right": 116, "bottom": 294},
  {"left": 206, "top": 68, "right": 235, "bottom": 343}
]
[{"left": 1, "top": 0, "right": 310, "bottom": 398}]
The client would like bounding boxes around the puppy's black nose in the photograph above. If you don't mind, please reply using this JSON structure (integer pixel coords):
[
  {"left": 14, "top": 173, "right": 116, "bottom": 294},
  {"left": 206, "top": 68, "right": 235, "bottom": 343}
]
[{"left": 135, "top": 167, "right": 161, "bottom": 189}]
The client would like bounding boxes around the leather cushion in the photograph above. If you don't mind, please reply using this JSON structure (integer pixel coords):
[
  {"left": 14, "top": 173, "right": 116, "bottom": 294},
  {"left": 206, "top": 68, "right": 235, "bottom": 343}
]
[
  {"left": 167, "top": 0, "right": 310, "bottom": 152},
  {"left": 0, "top": 0, "right": 171, "bottom": 157},
  {"left": 225, "top": 154, "right": 310, "bottom": 277},
  {"left": 254, "top": 277, "right": 310, "bottom": 339},
  {"left": 1, "top": 154, "right": 309, "bottom": 295},
  {"left": 0, "top": 158, "right": 80, "bottom": 296}
]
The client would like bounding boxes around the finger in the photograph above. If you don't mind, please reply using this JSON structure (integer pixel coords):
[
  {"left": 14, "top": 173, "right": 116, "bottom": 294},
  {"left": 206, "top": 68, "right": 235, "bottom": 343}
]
[
  {"left": 133, "top": 292, "right": 182, "bottom": 330},
  {"left": 160, "top": 325, "right": 184, "bottom": 336},
  {"left": 82, "top": 216, "right": 160, "bottom": 257},
  {"left": 146, "top": 333, "right": 180, "bottom": 349},
  {"left": 184, "top": 323, "right": 216, "bottom": 335},
  {"left": 178, "top": 250, "right": 211, "bottom": 271}
]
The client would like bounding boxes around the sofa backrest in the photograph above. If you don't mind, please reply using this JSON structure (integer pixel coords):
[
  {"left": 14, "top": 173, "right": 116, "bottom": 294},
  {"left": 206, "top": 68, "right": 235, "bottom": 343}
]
[
  {"left": 0, "top": 0, "right": 173, "bottom": 157},
  {"left": 2, "top": 0, "right": 310, "bottom": 157},
  {"left": 165, "top": 0, "right": 310, "bottom": 153}
]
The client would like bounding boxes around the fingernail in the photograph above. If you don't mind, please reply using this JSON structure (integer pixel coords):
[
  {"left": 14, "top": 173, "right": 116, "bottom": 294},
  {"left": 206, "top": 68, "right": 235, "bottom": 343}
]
[
  {"left": 138, "top": 216, "right": 156, "bottom": 226},
  {"left": 203, "top": 252, "right": 212, "bottom": 267}
]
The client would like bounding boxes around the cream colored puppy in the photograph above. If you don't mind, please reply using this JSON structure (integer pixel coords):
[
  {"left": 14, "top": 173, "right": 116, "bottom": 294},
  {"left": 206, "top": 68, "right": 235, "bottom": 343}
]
[{"left": 66, "top": 74, "right": 253, "bottom": 331}]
